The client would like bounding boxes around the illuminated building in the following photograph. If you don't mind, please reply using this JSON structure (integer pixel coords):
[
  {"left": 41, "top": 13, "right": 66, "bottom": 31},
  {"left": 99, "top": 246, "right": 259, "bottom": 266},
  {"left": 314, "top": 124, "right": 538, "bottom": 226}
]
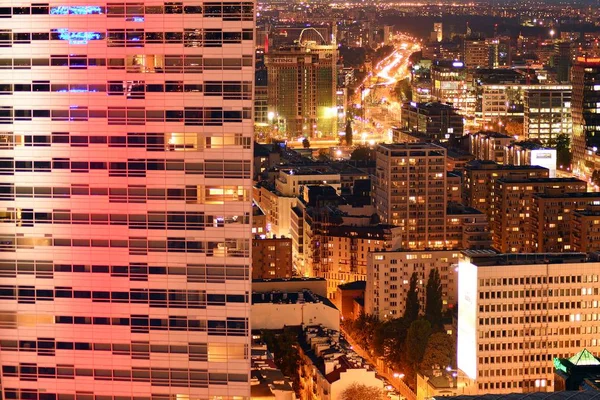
[
  {"left": 264, "top": 35, "right": 338, "bottom": 139},
  {"left": 0, "top": 2, "right": 254, "bottom": 398},
  {"left": 463, "top": 161, "right": 550, "bottom": 225},
  {"left": 366, "top": 250, "right": 459, "bottom": 320},
  {"left": 431, "top": 22, "right": 443, "bottom": 43},
  {"left": 400, "top": 102, "right": 464, "bottom": 143},
  {"left": 571, "top": 57, "right": 600, "bottom": 178},
  {"left": 430, "top": 60, "right": 475, "bottom": 117},
  {"left": 463, "top": 39, "right": 490, "bottom": 69},
  {"left": 469, "top": 131, "right": 515, "bottom": 164},
  {"left": 504, "top": 142, "right": 557, "bottom": 177},
  {"left": 572, "top": 210, "right": 600, "bottom": 253},
  {"left": 458, "top": 251, "right": 600, "bottom": 394},
  {"left": 373, "top": 143, "right": 448, "bottom": 249},
  {"left": 491, "top": 178, "right": 586, "bottom": 253},
  {"left": 524, "top": 86, "right": 572, "bottom": 146},
  {"left": 531, "top": 192, "right": 600, "bottom": 253},
  {"left": 251, "top": 236, "right": 293, "bottom": 279}
]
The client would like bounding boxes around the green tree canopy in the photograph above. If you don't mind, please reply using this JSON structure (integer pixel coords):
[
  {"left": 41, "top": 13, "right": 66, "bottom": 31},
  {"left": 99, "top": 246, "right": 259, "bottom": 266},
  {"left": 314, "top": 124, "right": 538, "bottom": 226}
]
[
  {"left": 406, "top": 319, "right": 432, "bottom": 369},
  {"left": 420, "top": 332, "right": 456, "bottom": 371},
  {"left": 340, "top": 383, "right": 386, "bottom": 400},
  {"left": 403, "top": 272, "right": 420, "bottom": 323},
  {"left": 425, "top": 268, "right": 443, "bottom": 329}
]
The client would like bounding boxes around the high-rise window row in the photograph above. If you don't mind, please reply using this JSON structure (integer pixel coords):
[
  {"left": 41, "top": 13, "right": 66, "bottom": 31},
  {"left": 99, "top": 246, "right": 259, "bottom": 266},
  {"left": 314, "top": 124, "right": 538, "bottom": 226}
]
[{"left": 0, "top": 0, "right": 254, "bottom": 398}]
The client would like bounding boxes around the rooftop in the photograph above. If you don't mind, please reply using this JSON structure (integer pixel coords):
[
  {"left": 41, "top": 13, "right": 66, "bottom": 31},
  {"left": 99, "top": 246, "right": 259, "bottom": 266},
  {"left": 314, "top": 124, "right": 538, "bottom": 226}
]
[
  {"left": 251, "top": 289, "right": 337, "bottom": 310},
  {"left": 337, "top": 280, "right": 366, "bottom": 291},
  {"left": 461, "top": 251, "right": 588, "bottom": 266},
  {"left": 434, "top": 393, "right": 600, "bottom": 400},
  {"left": 534, "top": 192, "right": 600, "bottom": 199},
  {"left": 403, "top": 101, "right": 460, "bottom": 113},
  {"left": 252, "top": 277, "right": 325, "bottom": 284},
  {"left": 465, "top": 160, "right": 548, "bottom": 171},
  {"left": 496, "top": 177, "right": 584, "bottom": 184},
  {"left": 473, "top": 131, "right": 514, "bottom": 139},
  {"left": 510, "top": 141, "right": 553, "bottom": 151}
]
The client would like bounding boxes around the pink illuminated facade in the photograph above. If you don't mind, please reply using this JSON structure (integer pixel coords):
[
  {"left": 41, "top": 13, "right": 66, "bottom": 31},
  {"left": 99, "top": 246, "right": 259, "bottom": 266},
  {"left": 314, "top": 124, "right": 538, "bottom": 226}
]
[{"left": 0, "top": 1, "right": 254, "bottom": 399}]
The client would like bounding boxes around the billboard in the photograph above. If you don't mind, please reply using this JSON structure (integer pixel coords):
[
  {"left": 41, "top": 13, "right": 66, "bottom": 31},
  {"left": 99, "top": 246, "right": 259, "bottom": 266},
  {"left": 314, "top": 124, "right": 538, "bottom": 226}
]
[{"left": 531, "top": 149, "right": 557, "bottom": 177}]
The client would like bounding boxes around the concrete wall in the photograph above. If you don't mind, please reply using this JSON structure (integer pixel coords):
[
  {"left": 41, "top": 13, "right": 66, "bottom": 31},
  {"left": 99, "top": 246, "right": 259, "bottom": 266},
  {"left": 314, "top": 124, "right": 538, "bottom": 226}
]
[{"left": 252, "top": 302, "right": 340, "bottom": 331}]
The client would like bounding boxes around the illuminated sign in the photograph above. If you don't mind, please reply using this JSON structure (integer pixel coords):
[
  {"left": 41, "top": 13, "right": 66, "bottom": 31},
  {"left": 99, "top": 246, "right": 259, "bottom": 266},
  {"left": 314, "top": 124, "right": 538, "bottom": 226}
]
[
  {"left": 452, "top": 61, "right": 464, "bottom": 68},
  {"left": 55, "top": 29, "right": 103, "bottom": 45},
  {"left": 577, "top": 57, "right": 600, "bottom": 64},
  {"left": 531, "top": 149, "right": 557, "bottom": 177},
  {"left": 50, "top": 6, "right": 103, "bottom": 15}
]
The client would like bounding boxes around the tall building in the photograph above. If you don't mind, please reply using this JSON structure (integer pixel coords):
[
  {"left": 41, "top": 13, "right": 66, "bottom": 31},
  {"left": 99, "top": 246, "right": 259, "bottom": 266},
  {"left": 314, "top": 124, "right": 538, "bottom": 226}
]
[
  {"left": 0, "top": 2, "right": 254, "bottom": 399},
  {"left": 265, "top": 39, "right": 338, "bottom": 139},
  {"left": 463, "top": 39, "right": 490, "bottom": 69},
  {"left": 400, "top": 101, "right": 464, "bottom": 143},
  {"left": 432, "top": 22, "right": 443, "bottom": 42},
  {"left": 373, "top": 143, "right": 447, "bottom": 249},
  {"left": 492, "top": 178, "right": 587, "bottom": 253},
  {"left": 531, "top": 192, "right": 600, "bottom": 253},
  {"left": 463, "top": 161, "right": 550, "bottom": 223},
  {"left": 458, "top": 251, "right": 600, "bottom": 394},
  {"left": 553, "top": 41, "right": 573, "bottom": 83},
  {"left": 430, "top": 60, "right": 475, "bottom": 116},
  {"left": 524, "top": 86, "right": 572, "bottom": 146},
  {"left": 572, "top": 57, "right": 600, "bottom": 178}
]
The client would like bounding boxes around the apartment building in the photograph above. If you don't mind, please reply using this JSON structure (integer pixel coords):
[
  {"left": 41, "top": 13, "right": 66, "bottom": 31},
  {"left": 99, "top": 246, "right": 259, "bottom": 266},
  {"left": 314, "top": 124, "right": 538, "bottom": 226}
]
[
  {"left": 463, "top": 161, "right": 550, "bottom": 224},
  {"left": 458, "top": 251, "right": 600, "bottom": 394},
  {"left": 572, "top": 210, "right": 600, "bottom": 252},
  {"left": 252, "top": 236, "right": 293, "bottom": 279},
  {"left": 531, "top": 193, "right": 600, "bottom": 253},
  {"left": 373, "top": 143, "right": 448, "bottom": 250},
  {"left": 492, "top": 178, "right": 587, "bottom": 252},
  {"left": 365, "top": 250, "right": 460, "bottom": 320}
]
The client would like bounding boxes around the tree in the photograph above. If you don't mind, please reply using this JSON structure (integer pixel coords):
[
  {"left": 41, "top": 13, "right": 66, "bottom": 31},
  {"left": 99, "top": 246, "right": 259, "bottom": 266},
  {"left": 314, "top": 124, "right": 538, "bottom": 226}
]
[
  {"left": 403, "top": 272, "right": 420, "bottom": 323},
  {"left": 555, "top": 133, "right": 572, "bottom": 168},
  {"left": 420, "top": 332, "right": 456, "bottom": 371},
  {"left": 350, "top": 146, "right": 375, "bottom": 162},
  {"left": 405, "top": 319, "right": 432, "bottom": 369},
  {"left": 340, "top": 383, "right": 386, "bottom": 400},
  {"left": 302, "top": 138, "right": 310, "bottom": 148},
  {"left": 345, "top": 119, "right": 353, "bottom": 146},
  {"left": 317, "top": 148, "right": 329, "bottom": 161},
  {"left": 425, "top": 268, "right": 443, "bottom": 329},
  {"left": 503, "top": 120, "right": 523, "bottom": 136}
]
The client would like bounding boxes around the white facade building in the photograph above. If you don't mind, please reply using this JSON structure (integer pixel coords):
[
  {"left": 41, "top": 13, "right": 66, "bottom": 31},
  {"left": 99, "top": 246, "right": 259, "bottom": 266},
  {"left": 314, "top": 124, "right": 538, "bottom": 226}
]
[
  {"left": 0, "top": 1, "right": 254, "bottom": 398},
  {"left": 366, "top": 250, "right": 459, "bottom": 320},
  {"left": 458, "top": 251, "right": 600, "bottom": 394}
]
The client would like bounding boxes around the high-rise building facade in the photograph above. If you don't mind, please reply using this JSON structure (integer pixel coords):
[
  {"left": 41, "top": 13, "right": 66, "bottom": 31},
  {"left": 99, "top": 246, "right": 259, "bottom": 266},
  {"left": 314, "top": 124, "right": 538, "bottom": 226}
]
[
  {"left": 0, "top": 2, "right": 254, "bottom": 399},
  {"left": 524, "top": 86, "right": 572, "bottom": 146},
  {"left": 264, "top": 40, "right": 337, "bottom": 139},
  {"left": 572, "top": 57, "right": 600, "bottom": 178},
  {"left": 373, "top": 143, "right": 447, "bottom": 249},
  {"left": 458, "top": 251, "right": 600, "bottom": 394}
]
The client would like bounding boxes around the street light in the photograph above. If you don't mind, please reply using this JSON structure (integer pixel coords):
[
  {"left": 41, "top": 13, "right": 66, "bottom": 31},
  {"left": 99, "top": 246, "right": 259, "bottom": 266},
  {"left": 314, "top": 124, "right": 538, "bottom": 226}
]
[{"left": 393, "top": 372, "right": 405, "bottom": 379}]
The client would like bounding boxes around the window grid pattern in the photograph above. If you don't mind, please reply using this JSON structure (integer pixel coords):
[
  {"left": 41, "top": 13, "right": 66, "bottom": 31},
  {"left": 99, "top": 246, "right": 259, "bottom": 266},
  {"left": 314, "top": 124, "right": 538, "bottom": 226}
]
[{"left": 0, "top": 1, "right": 254, "bottom": 398}]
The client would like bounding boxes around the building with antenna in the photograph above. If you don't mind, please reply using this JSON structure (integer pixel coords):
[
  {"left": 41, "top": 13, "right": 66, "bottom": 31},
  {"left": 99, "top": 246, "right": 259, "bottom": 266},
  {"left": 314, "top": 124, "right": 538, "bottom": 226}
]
[{"left": 265, "top": 28, "right": 338, "bottom": 139}]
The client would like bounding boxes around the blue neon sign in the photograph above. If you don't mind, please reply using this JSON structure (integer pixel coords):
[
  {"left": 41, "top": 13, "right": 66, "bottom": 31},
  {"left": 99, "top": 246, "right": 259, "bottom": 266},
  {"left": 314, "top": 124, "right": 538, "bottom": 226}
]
[
  {"left": 56, "top": 29, "right": 103, "bottom": 44},
  {"left": 50, "top": 6, "right": 103, "bottom": 15}
]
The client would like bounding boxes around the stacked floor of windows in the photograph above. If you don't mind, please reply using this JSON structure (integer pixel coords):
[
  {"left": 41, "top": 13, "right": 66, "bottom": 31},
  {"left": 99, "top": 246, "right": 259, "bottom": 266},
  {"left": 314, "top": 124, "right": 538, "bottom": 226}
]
[{"left": 0, "top": 1, "right": 254, "bottom": 398}]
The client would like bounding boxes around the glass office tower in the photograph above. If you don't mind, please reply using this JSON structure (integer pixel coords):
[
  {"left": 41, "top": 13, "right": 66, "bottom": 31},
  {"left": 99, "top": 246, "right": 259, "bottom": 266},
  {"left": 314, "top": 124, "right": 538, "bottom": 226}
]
[{"left": 0, "top": 1, "right": 254, "bottom": 399}]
